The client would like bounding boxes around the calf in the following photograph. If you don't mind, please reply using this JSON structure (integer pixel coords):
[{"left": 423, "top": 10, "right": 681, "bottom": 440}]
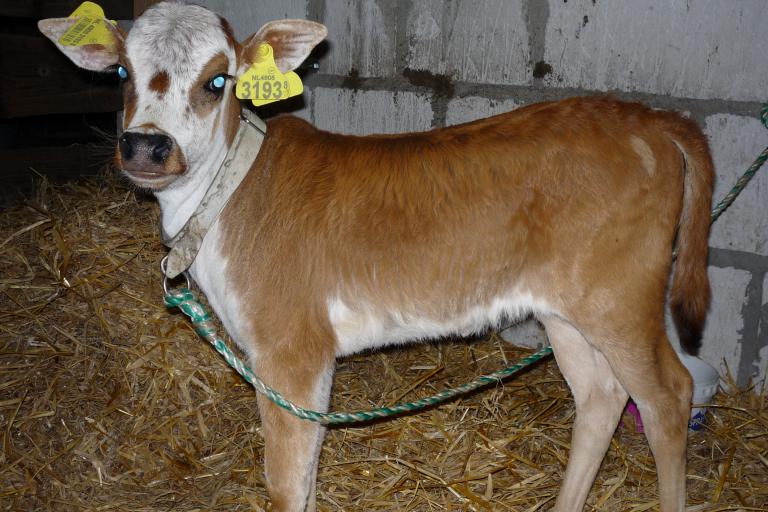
[{"left": 40, "top": 3, "right": 714, "bottom": 511}]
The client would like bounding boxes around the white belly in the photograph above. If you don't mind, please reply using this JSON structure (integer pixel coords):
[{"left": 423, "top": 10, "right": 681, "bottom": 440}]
[{"left": 328, "top": 289, "right": 552, "bottom": 357}]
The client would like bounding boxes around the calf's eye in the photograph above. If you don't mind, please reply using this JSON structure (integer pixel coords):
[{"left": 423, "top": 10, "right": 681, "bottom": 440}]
[
  {"left": 205, "top": 73, "right": 229, "bottom": 95},
  {"left": 117, "top": 65, "right": 129, "bottom": 80}
]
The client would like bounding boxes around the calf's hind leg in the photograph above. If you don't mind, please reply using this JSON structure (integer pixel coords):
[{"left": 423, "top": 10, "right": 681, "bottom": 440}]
[
  {"left": 596, "top": 327, "right": 692, "bottom": 512},
  {"left": 540, "top": 315, "right": 629, "bottom": 511}
]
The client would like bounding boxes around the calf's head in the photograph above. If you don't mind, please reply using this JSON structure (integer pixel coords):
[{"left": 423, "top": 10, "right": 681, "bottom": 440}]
[{"left": 39, "top": 2, "right": 326, "bottom": 191}]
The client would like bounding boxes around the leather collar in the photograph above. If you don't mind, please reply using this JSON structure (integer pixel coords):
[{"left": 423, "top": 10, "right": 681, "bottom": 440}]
[{"left": 162, "top": 109, "right": 266, "bottom": 279}]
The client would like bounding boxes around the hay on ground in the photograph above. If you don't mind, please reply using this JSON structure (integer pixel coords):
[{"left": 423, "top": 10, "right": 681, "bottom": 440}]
[{"left": 1, "top": 172, "right": 766, "bottom": 511}]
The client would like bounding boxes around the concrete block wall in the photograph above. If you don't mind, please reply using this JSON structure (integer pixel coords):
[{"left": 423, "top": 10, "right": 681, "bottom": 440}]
[{"left": 201, "top": 0, "right": 768, "bottom": 386}]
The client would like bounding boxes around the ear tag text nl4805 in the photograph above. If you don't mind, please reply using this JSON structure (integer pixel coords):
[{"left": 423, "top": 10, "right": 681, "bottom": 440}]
[
  {"left": 59, "top": 1, "right": 118, "bottom": 48},
  {"left": 236, "top": 44, "right": 304, "bottom": 107}
]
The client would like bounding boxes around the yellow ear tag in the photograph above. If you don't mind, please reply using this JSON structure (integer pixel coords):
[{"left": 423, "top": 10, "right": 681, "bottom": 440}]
[
  {"left": 235, "top": 44, "right": 304, "bottom": 107},
  {"left": 59, "top": 1, "right": 118, "bottom": 48}
]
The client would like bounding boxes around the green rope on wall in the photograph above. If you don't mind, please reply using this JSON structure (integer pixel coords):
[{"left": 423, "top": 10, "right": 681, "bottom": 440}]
[
  {"left": 165, "top": 102, "right": 768, "bottom": 426},
  {"left": 710, "top": 102, "right": 768, "bottom": 223}
]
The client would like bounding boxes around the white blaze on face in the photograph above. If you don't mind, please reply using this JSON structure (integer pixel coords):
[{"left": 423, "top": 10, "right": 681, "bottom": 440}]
[{"left": 124, "top": 3, "right": 237, "bottom": 177}]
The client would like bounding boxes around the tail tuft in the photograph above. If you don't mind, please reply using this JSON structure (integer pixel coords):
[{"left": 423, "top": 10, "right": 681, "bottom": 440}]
[
  {"left": 670, "top": 296, "right": 707, "bottom": 356},
  {"left": 663, "top": 114, "right": 714, "bottom": 356}
]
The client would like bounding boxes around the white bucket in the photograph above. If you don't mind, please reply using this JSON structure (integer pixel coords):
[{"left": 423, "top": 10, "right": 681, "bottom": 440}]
[{"left": 676, "top": 352, "right": 720, "bottom": 430}]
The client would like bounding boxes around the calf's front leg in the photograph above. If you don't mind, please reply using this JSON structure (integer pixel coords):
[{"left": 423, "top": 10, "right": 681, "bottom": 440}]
[{"left": 253, "top": 345, "right": 335, "bottom": 512}]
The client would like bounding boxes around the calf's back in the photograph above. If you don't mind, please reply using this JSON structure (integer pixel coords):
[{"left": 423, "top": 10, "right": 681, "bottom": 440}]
[{"left": 216, "top": 96, "right": 691, "bottom": 355}]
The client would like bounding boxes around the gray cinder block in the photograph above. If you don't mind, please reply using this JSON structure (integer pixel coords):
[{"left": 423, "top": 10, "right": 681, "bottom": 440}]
[
  {"left": 543, "top": 0, "right": 768, "bottom": 101},
  {"left": 312, "top": 87, "right": 433, "bottom": 135},
  {"left": 407, "top": 0, "right": 530, "bottom": 85}
]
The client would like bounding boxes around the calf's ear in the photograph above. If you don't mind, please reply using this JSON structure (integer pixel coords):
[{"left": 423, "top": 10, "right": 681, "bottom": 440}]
[
  {"left": 38, "top": 17, "right": 124, "bottom": 71},
  {"left": 242, "top": 20, "right": 327, "bottom": 74}
]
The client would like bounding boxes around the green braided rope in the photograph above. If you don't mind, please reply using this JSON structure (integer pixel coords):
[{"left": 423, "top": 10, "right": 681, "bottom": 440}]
[
  {"left": 165, "top": 287, "right": 552, "bottom": 425},
  {"left": 710, "top": 103, "right": 768, "bottom": 223},
  {"left": 164, "top": 102, "right": 767, "bottom": 425}
]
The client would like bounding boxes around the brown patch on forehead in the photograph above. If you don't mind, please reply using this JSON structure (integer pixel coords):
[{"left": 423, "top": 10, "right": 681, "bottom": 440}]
[
  {"left": 148, "top": 70, "right": 170, "bottom": 95},
  {"left": 188, "top": 52, "right": 230, "bottom": 118}
]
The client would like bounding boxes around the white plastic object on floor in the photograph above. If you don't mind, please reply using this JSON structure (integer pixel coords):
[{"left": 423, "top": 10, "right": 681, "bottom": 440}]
[{"left": 676, "top": 351, "right": 720, "bottom": 430}]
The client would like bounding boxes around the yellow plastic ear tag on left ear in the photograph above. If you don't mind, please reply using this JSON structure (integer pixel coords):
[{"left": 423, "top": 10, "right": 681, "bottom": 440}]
[
  {"left": 235, "top": 44, "right": 304, "bottom": 107},
  {"left": 59, "top": 1, "right": 118, "bottom": 48}
]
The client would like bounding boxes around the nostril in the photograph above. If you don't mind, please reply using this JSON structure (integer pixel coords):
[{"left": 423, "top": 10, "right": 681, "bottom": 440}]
[
  {"left": 119, "top": 133, "right": 134, "bottom": 160},
  {"left": 119, "top": 132, "right": 174, "bottom": 164},
  {"left": 151, "top": 136, "right": 172, "bottom": 163}
]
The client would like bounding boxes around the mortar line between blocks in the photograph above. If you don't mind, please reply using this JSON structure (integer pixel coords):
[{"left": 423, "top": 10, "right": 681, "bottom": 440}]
[
  {"left": 304, "top": 74, "right": 766, "bottom": 121},
  {"left": 736, "top": 270, "right": 767, "bottom": 386}
]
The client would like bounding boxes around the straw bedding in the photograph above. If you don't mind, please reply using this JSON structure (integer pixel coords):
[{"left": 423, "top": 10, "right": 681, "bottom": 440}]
[{"left": 1, "top": 172, "right": 766, "bottom": 511}]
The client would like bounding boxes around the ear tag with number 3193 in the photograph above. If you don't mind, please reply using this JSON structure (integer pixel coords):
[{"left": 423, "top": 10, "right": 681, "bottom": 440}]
[
  {"left": 235, "top": 44, "right": 303, "bottom": 107},
  {"left": 59, "top": 1, "right": 118, "bottom": 48}
]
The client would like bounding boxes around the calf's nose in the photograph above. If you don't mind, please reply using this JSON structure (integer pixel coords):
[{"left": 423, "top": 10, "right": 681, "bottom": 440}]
[{"left": 119, "top": 132, "right": 174, "bottom": 163}]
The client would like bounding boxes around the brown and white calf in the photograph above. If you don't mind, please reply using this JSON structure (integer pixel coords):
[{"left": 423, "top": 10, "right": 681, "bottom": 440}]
[{"left": 40, "top": 3, "right": 714, "bottom": 511}]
